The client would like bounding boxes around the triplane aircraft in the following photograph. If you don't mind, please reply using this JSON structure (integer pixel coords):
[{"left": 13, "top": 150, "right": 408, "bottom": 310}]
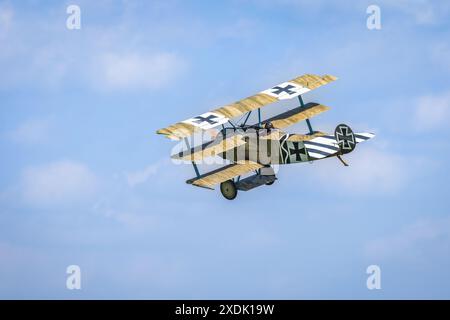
[{"left": 157, "top": 74, "right": 374, "bottom": 200}]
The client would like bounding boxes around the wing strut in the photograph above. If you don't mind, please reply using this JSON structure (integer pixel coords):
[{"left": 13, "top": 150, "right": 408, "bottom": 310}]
[
  {"left": 298, "top": 95, "right": 314, "bottom": 134},
  {"left": 184, "top": 137, "right": 200, "bottom": 177},
  {"left": 243, "top": 111, "right": 252, "bottom": 126}
]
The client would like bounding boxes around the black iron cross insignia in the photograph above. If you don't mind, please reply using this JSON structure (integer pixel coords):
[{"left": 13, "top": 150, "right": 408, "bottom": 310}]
[
  {"left": 289, "top": 142, "right": 306, "bottom": 161},
  {"left": 271, "top": 84, "right": 296, "bottom": 96},
  {"left": 192, "top": 114, "right": 219, "bottom": 125},
  {"left": 336, "top": 126, "right": 355, "bottom": 150}
]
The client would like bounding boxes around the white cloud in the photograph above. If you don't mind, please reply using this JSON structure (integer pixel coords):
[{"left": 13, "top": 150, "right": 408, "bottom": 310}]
[
  {"left": 21, "top": 160, "right": 98, "bottom": 206},
  {"left": 125, "top": 162, "right": 160, "bottom": 187},
  {"left": 216, "top": 18, "right": 259, "bottom": 40},
  {"left": 431, "top": 43, "right": 450, "bottom": 71},
  {"left": 92, "top": 199, "right": 159, "bottom": 230},
  {"left": 94, "top": 52, "right": 186, "bottom": 91},
  {"left": 413, "top": 91, "right": 450, "bottom": 131},
  {"left": 246, "top": 0, "right": 450, "bottom": 25},
  {"left": 399, "top": 1, "right": 435, "bottom": 25},
  {"left": 0, "top": 3, "right": 13, "bottom": 39},
  {"left": 365, "top": 217, "right": 450, "bottom": 260},
  {"left": 0, "top": 3, "right": 187, "bottom": 91},
  {"left": 7, "top": 118, "right": 52, "bottom": 145},
  {"left": 377, "top": 0, "right": 450, "bottom": 25},
  {"left": 304, "top": 146, "right": 410, "bottom": 194}
]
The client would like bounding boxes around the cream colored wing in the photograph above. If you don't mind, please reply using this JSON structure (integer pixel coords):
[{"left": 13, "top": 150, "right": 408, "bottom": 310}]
[
  {"left": 157, "top": 74, "right": 337, "bottom": 140},
  {"left": 286, "top": 132, "right": 326, "bottom": 141},
  {"left": 262, "top": 102, "right": 330, "bottom": 129},
  {"left": 186, "top": 162, "right": 263, "bottom": 189},
  {"left": 171, "top": 134, "right": 247, "bottom": 162}
]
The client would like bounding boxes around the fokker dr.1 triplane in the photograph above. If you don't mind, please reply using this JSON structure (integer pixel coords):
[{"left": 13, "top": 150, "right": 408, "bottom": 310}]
[{"left": 157, "top": 74, "right": 374, "bottom": 200}]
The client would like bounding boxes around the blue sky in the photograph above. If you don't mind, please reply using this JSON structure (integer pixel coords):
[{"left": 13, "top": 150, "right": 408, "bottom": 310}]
[{"left": 1, "top": 0, "right": 450, "bottom": 299}]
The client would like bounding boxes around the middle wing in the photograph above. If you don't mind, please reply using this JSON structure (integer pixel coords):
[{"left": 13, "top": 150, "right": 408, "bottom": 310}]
[
  {"left": 172, "top": 133, "right": 247, "bottom": 162},
  {"left": 186, "top": 162, "right": 263, "bottom": 189},
  {"left": 258, "top": 130, "right": 327, "bottom": 141},
  {"left": 261, "top": 102, "right": 330, "bottom": 129},
  {"left": 157, "top": 74, "right": 337, "bottom": 140}
]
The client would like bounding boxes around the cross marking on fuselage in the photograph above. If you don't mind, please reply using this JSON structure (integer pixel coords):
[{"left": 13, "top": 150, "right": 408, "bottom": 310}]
[{"left": 289, "top": 142, "right": 305, "bottom": 162}]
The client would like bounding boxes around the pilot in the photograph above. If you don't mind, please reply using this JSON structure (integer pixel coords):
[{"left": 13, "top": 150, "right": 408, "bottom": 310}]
[{"left": 264, "top": 121, "right": 274, "bottom": 131}]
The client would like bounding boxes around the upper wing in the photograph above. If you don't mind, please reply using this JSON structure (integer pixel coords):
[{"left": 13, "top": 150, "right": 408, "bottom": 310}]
[
  {"left": 186, "top": 162, "right": 263, "bottom": 189},
  {"left": 261, "top": 102, "right": 330, "bottom": 129},
  {"left": 157, "top": 74, "right": 337, "bottom": 140}
]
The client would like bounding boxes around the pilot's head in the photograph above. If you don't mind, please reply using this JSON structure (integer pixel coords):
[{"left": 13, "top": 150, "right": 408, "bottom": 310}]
[{"left": 264, "top": 122, "right": 274, "bottom": 130}]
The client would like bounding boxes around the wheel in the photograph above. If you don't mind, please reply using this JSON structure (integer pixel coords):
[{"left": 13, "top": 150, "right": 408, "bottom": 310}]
[
  {"left": 266, "top": 180, "right": 275, "bottom": 186},
  {"left": 220, "top": 180, "right": 237, "bottom": 200}
]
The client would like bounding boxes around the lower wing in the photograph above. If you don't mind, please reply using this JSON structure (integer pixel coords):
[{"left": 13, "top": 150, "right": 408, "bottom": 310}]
[{"left": 186, "top": 162, "right": 263, "bottom": 189}]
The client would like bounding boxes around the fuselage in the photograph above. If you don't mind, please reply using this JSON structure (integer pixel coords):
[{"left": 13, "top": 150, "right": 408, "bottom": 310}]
[{"left": 218, "top": 127, "right": 335, "bottom": 165}]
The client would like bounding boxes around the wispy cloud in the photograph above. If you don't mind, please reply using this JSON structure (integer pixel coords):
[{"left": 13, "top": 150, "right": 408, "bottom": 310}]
[
  {"left": 125, "top": 162, "right": 160, "bottom": 187},
  {"left": 92, "top": 198, "right": 160, "bottom": 231},
  {"left": 21, "top": 160, "right": 98, "bottom": 207},
  {"left": 7, "top": 117, "right": 52, "bottom": 145},
  {"left": 0, "top": 2, "right": 187, "bottom": 91},
  {"left": 365, "top": 216, "right": 450, "bottom": 260},
  {"left": 303, "top": 145, "right": 411, "bottom": 195},
  {"left": 431, "top": 42, "right": 450, "bottom": 71},
  {"left": 93, "top": 52, "right": 186, "bottom": 91},
  {"left": 380, "top": 0, "right": 450, "bottom": 25},
  {"left": 244, "top": 0, "right": 450, "bottom": 25},
  {"left": 0, "top": 2, "right": 13, "bottom": 39},
  {"left": 413, "top": 91, "right": 450, "bottom": 131},
  {"left": 216, "top": 18, "right": 259, "bottom": 40}
]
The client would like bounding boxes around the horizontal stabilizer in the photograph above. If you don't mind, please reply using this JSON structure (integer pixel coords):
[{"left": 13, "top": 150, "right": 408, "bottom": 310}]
[
  {"left": 303, "top": 136, "right": 340, "bottom": 159},
  {"left": 354, "top": 132, "right": 375, "bottom": 143},
  {"left": 304, "top": 132, "right": 375, "bottom": 160}
]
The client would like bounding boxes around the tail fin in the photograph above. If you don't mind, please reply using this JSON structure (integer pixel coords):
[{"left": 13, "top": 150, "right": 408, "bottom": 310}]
[{"left": 334, "top": 123, "right": 356, "bottom": 154}]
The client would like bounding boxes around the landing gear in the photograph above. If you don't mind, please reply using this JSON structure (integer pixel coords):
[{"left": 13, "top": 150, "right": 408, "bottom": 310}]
[
  {"left": 265, "top": 180, "right": 275, "bottom": 186},
  {"left": 220, "top": 180, "right": 237, "bottom": 200}
]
